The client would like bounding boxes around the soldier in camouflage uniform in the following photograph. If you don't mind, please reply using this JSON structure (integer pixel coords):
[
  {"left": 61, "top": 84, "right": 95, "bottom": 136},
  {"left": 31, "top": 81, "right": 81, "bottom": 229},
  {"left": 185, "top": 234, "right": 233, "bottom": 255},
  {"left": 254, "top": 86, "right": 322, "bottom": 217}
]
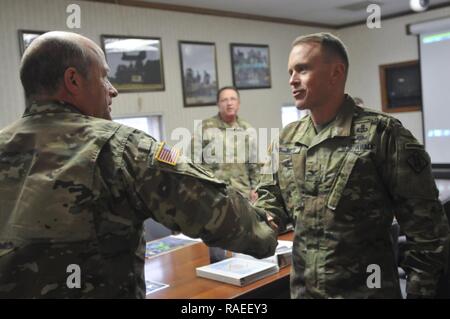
[
  {"left": 0, "top": 32, "right": 277, "bottom": 298},
  {"left": 255, "top": 32, "right": 450, "bottom": 298},
  {"left": 192, "top": 87, "right": 260, "bottom": 202}
]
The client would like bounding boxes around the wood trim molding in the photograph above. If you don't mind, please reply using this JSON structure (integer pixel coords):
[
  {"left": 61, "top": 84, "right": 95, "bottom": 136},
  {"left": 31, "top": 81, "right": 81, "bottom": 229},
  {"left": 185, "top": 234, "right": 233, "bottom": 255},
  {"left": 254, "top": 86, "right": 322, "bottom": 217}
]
[
  {"left": 82, "top": 0, "right": 450, "bottom": 30},
  {"left": 84, "top": 0, "right": 335, "bottom": 29}
]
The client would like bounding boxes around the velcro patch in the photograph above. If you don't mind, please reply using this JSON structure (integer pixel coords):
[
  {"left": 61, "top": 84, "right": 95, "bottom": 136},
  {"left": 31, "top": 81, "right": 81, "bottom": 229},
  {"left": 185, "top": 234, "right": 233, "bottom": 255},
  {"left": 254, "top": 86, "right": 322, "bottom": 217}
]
[
  {"left": 155, "top": 143, "right": 180, "bottom": 166},
  {"left": 135, "top": 138, "right": 153, "bottom": 161},
  {"left": 407, "top": 151, "right": 428, "bottom": 174}
]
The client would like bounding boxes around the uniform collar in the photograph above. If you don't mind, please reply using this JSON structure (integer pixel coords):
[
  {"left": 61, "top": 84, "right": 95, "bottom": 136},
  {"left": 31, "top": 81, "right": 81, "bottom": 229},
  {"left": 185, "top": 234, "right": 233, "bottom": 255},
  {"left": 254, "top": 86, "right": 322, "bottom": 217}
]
[
  {"left": 215, "top": 113, "right": 242, "bottom": 129},
  {"left": 294, "top": 94, "right": 358, "bottom": 149},
  {"left": 328, "top": 94, "right": 355, "bottom": 138},
  {"left": 23, "top": 100, "right": 83, "bottom": 118}
]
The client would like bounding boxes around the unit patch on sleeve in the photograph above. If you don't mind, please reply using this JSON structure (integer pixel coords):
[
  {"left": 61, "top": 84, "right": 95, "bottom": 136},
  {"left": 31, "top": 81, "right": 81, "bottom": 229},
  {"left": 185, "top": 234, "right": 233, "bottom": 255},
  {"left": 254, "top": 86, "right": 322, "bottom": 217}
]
[{"left": 407, "top": 151, "right": 428, "bottom": 174}]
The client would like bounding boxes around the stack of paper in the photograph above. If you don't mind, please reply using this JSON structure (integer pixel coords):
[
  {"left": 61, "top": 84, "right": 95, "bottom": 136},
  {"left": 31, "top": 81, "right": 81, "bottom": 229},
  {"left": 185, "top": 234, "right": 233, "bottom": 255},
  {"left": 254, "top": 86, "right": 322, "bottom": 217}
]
[
  {"left": 232, "top": 240, "right": 293, "bottom": 268},
  {"left": 196, "top": 257, "right": 279, "bottom": 286},
  {"left": 145, "top": 234, "right": 199, "bottom": 259}
]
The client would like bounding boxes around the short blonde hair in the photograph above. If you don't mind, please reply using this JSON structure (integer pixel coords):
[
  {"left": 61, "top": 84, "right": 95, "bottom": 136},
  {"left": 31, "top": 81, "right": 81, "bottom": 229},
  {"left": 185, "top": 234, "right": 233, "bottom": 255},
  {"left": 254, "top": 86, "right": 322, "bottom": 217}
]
[{"left": 292, "top": 32, "right": 349, "bottom": 77}]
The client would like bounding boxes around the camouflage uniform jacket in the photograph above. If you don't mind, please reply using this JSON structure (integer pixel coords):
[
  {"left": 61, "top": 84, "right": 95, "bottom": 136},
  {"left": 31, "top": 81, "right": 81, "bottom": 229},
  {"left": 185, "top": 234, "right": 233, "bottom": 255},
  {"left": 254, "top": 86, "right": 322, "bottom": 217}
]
[
  {"left": 192, "top": 114, "right": 260, "bottom": 198},
  {"left": 255, "top": 95, "right": 449, "bottom": 298},
  {"left": 0, "top": 102, "right": 277, "bottom": 298}
]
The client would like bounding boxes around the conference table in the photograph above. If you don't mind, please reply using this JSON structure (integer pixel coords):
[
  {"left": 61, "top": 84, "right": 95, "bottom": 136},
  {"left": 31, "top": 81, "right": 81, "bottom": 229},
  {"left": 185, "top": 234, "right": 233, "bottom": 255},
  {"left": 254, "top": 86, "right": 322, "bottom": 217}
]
[{"left": 145, "top": 232, "right": 294, "bottom": 299}]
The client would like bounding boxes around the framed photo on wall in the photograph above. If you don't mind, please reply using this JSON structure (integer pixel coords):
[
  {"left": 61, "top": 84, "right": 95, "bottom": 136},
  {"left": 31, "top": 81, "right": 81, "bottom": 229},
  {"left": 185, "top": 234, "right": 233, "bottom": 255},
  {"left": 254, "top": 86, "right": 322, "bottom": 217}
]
[
  {"left": 379, "top": 60, "right": 422, "bottom": 113},
  {"left": 179, "top": 41, "right": 218, "bottom": 107},
  {"left": 101, "top": 35, "right": 165, "bottom": 93},
  {"left": 230, "top": 43, "right": 271, "bottom": 90},
  {"left": 18, "top": 30, "right": 46, "bottom": 56}
]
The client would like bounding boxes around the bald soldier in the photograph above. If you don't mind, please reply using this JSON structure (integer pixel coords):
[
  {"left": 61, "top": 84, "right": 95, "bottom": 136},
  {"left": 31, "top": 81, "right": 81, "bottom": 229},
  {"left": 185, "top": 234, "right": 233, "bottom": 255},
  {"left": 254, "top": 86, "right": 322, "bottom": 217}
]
[
  {"left": 255, "top": 32, "right": 449, "bottom": 298},
  {"left": 0, "top": 32, "right": 277, "bottom": 298},
  {"left": 192, "top": 86, "right": 260, "bottom": 202}
]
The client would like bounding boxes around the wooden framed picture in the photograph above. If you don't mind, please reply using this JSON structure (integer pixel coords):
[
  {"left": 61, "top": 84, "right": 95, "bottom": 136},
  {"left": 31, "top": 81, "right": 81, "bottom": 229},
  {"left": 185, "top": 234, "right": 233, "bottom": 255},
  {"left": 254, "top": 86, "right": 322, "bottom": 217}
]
[
  {"left": 101, "top": 35, "right": 165, "bottom": 93},
  {"left": 230, "top": 43, "right": 271, "bottom": 90},
  {"left": 179, "top": 41, "right": 218, "bottom": 107},
  {"left": 379, "top": 60, "right": 422, "bottom": 113},
  {"left": 18, "top": 30, "right": 46, "bottom": 56}
]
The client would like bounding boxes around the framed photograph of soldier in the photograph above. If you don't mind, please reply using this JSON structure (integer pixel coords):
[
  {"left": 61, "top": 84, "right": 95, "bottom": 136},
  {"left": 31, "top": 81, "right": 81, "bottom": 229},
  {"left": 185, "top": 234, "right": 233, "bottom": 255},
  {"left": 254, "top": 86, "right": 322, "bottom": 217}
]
[
  {"left": 18, "top": 30, "right": 45, "bottom": 56},
  {"left": 101, "top": 35, "right": 165, "bottom": 93},
  {"left": 379, "top": 60, "right": 422, "bottom": 113},
  {"left": 230, "top": 43, "right": 271, "bottom": 90},
  {"left": 179, "top": 41, "right": 218, "bottom": 107}
]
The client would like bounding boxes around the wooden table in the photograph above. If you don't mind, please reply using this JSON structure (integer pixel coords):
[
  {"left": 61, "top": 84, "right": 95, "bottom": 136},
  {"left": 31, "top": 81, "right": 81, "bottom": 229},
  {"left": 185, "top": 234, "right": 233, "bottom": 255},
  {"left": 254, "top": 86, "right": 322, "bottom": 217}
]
[{"left": 145, "top": 232, "right": 293, "bottom": 299}]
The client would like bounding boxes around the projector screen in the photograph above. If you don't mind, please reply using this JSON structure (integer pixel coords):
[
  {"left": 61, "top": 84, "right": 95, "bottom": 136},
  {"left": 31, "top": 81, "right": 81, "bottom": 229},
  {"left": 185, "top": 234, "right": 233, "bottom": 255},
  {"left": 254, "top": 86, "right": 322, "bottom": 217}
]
[
  {"left": 420, "top": 31, "right": 450, "bottom": 165},
  {"left": 411, "top": 18, "right": 450, "bottom": 166}
]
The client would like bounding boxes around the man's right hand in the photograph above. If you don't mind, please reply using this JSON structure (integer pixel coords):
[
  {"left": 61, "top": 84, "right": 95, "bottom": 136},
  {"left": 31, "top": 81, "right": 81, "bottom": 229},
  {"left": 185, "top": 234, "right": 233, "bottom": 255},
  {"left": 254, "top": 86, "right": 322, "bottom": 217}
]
[{"left": 265, "top": 212, "right": 279, "bottom": 232}]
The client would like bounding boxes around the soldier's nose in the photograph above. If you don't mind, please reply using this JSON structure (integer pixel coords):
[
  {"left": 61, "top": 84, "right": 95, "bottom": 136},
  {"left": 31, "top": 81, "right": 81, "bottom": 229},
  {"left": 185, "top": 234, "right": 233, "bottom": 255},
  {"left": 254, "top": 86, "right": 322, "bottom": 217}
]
[{"left": 289, "top": 73, "right": 299, "bottom": 86}]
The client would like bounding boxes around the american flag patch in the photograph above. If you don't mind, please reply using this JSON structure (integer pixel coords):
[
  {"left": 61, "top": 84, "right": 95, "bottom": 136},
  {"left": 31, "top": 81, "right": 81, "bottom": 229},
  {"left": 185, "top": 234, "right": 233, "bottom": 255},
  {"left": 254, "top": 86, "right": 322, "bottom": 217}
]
[{"left": 155, "top": 143, "right": 180, "bottom": 166}]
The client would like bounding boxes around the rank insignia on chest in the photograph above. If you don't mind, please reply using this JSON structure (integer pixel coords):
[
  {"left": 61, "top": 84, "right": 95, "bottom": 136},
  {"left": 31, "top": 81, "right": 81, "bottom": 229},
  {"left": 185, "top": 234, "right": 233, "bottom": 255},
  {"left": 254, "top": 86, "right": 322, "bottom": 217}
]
[{"left": 155, "top": 142, "right": 180, "bottom": 166}]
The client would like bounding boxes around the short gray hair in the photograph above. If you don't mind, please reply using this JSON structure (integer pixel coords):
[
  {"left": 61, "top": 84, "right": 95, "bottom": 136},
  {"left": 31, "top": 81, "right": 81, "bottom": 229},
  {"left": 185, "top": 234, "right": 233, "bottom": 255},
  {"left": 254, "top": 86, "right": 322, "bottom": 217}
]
[
  {"left": 20, "top": 34, "right": 92, "bottom": 99},
  {"left": 292, "top": 32, "right": 349, "bottom": 77}
]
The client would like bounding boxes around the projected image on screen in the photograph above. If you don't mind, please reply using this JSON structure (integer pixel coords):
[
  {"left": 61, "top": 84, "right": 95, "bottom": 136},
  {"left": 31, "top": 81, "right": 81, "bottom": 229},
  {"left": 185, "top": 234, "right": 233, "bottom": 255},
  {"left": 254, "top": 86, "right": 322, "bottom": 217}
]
[{"left": 420, "top": 30, "right": 450, "bottom": 165}]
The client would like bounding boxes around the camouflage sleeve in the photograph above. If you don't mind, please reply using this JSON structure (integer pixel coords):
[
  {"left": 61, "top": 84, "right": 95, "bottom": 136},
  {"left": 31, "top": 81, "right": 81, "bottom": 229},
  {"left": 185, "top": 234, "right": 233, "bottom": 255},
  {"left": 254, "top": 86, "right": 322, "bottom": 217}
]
[
  {"left": 120, "top": 131, "right": 277, "bottom": 259},
  {"left": 247, "top": 162, "right": 261, "bottom": 190},
  {"left": 253, "top": 141, "right": 292, "bottom": 232},
  {"left": 378, "top": 118, "right": 450, "bottom": 297}
]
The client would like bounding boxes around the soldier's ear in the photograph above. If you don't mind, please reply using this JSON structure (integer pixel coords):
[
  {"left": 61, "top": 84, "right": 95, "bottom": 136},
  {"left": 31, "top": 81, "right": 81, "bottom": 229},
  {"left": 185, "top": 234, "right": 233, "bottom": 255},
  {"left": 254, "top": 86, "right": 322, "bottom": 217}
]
[
  {"left": 63, "top": 67, "right": 82, "bottom": 95},
  {"left": 330, "top": 62, "right": 345, "bottom": 85}
]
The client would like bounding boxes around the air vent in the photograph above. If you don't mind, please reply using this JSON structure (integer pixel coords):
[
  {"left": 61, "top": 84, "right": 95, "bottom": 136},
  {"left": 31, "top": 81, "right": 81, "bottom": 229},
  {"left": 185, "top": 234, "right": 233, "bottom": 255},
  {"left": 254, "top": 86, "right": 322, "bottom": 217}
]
[{"left": 338, "top": 1, "right": 383, "bottom": 11}]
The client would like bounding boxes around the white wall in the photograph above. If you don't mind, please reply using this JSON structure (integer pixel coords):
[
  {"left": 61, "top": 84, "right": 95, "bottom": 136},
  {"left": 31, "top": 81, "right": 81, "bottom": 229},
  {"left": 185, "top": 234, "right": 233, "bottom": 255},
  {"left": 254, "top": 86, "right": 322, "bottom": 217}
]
[
  {"left": 337, "top": 7, "right": 450, "bottom": 143},
  {"left": 0, "top": 0, "right": 327, "bottom": 142},
  {"left": 3, "top": 0, "right": 448, "bottom": 144}
]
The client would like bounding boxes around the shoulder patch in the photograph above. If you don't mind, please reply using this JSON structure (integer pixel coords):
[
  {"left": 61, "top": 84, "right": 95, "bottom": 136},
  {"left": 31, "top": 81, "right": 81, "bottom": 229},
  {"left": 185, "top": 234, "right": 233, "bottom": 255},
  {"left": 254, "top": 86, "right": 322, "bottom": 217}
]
[
  {"left": 137, "top": 138, "right": 152, "bottom": 152},
  {"left": 407, "top": 151, "right": 428, "bottom": 174},
  {"left": 155, "top": 142, "right": 180, "bottom": 166}
]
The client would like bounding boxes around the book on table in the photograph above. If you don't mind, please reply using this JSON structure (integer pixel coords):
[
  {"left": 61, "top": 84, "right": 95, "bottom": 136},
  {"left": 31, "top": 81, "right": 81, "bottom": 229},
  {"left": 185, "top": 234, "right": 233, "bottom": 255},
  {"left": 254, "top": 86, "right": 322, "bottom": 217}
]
[
  {"left": 145, "top": 234, "right": 199, "bottom": 259},
  {"left": 231, "top": 240, "right": 293, "bottom": 269},
  {"left": 195, "top": 257, "right": 279, "bottom": 287}
]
